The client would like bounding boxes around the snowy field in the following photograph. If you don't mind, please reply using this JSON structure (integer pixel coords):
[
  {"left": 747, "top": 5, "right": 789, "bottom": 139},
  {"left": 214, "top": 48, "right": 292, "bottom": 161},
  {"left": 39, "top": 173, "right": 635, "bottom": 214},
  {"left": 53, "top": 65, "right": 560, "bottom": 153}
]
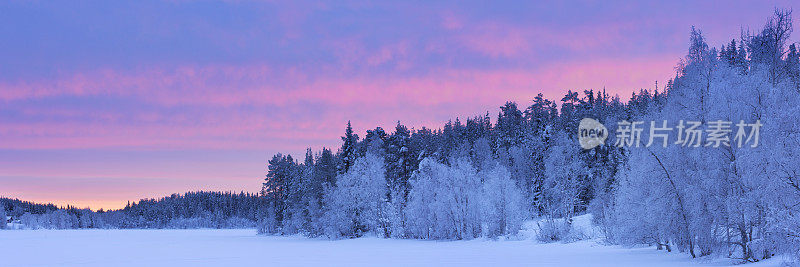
[{"left": 0, "top": 228, "right": 786, "bottom": 267}]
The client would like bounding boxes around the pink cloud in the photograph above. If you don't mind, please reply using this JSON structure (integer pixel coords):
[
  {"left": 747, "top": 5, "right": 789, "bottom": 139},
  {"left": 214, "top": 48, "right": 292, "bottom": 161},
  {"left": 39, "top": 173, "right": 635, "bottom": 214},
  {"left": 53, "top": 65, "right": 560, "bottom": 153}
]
[
  {"left": 1, "top": 58, "right": 677, "bottom": 108},
  {"left": 1, "top": 53, "right": 678, "bottom": 152}
]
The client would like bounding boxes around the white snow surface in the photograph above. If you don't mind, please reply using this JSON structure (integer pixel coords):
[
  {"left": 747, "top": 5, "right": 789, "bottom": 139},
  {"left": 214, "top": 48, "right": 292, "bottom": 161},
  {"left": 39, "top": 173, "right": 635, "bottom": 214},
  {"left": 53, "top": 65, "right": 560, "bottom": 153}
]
[{"left": 0, "top": 215, "right": 787, "bottom": 267}]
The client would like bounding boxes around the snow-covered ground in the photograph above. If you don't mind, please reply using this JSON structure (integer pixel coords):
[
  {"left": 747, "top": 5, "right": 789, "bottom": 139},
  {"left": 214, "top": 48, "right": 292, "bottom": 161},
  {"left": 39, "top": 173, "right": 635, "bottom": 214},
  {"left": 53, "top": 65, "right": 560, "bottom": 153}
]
[{"left": 0, "top": 216, "right": 788, "bottom": 267}]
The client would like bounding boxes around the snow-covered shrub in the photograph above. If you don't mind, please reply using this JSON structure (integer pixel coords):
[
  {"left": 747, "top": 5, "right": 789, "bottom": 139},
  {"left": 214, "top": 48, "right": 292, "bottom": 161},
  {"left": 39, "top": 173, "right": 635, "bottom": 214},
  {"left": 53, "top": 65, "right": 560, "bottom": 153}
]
[{"left": 536, "top": 218, "right": 572, "bottom": 243}]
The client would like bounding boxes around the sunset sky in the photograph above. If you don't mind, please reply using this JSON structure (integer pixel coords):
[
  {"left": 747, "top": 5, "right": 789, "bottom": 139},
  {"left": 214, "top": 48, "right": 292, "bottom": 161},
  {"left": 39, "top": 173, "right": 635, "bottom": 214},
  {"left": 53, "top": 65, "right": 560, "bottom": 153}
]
[{"left": 2, "top": 1, "right": 799, "bottom": 210}]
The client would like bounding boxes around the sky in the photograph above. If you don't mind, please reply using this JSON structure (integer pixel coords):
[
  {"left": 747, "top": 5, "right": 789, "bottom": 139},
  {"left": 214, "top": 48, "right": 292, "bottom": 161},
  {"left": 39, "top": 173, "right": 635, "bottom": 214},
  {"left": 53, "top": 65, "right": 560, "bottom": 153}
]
[{"left": 2, "top": 0, "right": 799, "bottom": 210}]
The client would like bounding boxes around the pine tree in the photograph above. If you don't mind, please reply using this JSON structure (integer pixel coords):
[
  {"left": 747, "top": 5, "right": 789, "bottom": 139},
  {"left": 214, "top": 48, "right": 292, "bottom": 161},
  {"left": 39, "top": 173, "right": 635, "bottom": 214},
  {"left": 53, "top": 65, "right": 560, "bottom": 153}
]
[
  {"left": 262, "top": 154, "right": 297, "bottom": 229},
  {"left": 386, "top": 121, "right": 415, "bottom": 198},
  {"left": 315, "top": 148, "right": 337, "bottom": 188},
  {"left": 496, "top": 102, "right": 524, "bottom": 150},
  {"left": 338, "top": 121, "right": 359, "bottom": 175}
]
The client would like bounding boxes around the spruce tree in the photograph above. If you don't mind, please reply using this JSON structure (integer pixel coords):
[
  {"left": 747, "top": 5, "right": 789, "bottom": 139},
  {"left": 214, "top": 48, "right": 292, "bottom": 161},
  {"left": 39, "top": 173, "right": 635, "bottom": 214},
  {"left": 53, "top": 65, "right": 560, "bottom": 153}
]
[{"left": 338, "top": 121, "right": 359, "bottom": 175}]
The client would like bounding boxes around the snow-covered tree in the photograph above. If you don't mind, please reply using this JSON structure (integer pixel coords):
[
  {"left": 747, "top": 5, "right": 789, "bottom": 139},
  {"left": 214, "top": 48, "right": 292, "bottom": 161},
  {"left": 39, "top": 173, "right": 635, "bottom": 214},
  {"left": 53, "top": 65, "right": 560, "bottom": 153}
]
[
  {"left": 0, "top": 206, "right": 6, "bottom": 229},
  {"left": 323, "top": 150, "right": 390, "bottom": 238},
  {"left": 543, "top": 132, "right": 587, "bottom": 219},
  {"left": 405, "top": 157, "right": 483, "bottom": 240},
  {"left": 603, "top": 11, "right": 800, "bottom": 261},
  {"left": 480, "top": 164, "right": 526, "bottom": 238}
]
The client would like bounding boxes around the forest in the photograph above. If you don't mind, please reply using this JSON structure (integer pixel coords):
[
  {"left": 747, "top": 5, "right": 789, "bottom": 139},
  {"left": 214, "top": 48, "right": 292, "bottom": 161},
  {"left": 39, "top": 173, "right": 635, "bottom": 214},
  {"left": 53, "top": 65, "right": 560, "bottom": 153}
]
[{"left": 3, "top": 9, "right": 799, "bottom": 263}]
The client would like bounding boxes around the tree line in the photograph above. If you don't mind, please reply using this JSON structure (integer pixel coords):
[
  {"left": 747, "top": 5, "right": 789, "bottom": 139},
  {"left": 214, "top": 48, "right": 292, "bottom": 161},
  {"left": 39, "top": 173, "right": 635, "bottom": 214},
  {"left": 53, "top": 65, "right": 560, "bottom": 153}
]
[{"left": 1, "top": 192, "right": 268, "bottom": 229}]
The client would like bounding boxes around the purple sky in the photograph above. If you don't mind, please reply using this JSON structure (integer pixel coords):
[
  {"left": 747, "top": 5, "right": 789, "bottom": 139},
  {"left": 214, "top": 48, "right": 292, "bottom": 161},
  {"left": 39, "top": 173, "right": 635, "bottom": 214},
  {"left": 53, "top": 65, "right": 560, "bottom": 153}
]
[{"left": 1, "top": 1, "right": 798, "bottom": 210}]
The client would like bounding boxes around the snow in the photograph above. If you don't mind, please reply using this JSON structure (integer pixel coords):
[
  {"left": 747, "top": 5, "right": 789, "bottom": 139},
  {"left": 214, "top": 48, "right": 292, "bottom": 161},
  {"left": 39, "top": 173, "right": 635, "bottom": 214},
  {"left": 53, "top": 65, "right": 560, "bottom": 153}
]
[{"left": 0, "top": 221, "right": 787, "bottom": 267}]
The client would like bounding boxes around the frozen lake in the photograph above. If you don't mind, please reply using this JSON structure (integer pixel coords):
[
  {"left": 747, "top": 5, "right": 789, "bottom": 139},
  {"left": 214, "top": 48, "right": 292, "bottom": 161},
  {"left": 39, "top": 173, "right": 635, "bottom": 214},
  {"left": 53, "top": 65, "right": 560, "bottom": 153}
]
[{"left": 0, "top": 228, "right": 784, "bottom": 267}]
